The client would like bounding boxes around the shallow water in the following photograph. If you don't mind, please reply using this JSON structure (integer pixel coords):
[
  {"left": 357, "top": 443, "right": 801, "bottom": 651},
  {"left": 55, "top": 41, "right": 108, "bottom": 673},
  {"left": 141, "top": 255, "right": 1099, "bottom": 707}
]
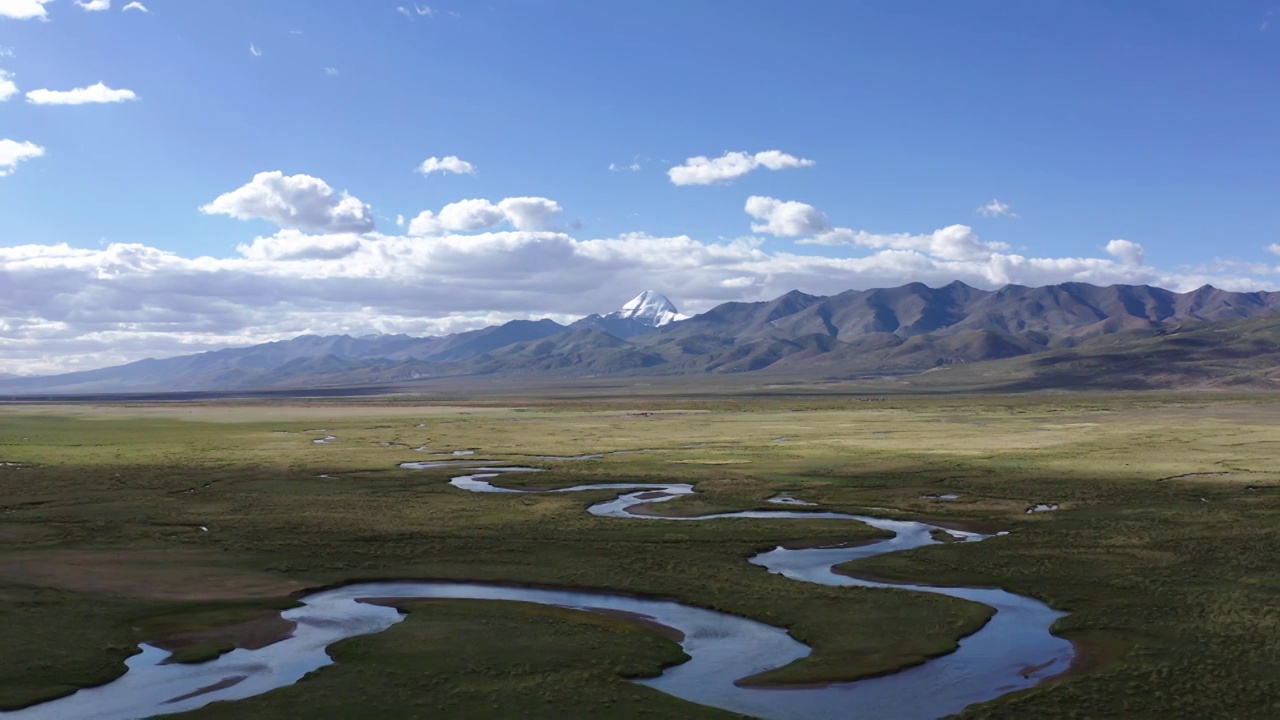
[
  {"left": 6, "top": 466, "right": 1073, "bottom": 720},
  {"left": 398, "top": 460, "right": 488, "bottom": 471},
  {"left": 535, "top": 449, "right": 652, "bottom": 461},
  {"left": 766, "top": 493, "right": 817, "bottom": 506}
]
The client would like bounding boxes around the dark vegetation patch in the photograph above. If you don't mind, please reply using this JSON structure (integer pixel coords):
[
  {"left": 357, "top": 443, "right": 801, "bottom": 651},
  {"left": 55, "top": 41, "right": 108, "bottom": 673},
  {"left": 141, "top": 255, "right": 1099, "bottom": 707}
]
[
  {"left": 0, "top": 393, "right": 1276, "bottom": 718},
  {"left": 176, "top": 600, "right": 745, "bottom": 720}
]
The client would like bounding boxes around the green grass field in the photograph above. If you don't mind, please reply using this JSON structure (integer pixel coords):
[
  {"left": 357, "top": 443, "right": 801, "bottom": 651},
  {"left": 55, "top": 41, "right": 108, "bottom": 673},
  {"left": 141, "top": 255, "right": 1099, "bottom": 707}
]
[{"left": 0, "top": 391, "right": 1276, "bottom": 718}]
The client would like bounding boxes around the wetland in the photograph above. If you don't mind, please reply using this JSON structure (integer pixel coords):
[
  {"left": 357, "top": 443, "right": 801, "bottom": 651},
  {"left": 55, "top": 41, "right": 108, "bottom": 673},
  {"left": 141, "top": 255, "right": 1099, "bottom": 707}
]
[{"left": 0, "top": 391, "right": 1276, "bottom": 718}]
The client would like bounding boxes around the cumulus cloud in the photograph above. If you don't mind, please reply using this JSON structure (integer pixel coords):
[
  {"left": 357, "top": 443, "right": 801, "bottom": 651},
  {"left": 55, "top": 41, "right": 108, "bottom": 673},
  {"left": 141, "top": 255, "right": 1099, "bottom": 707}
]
[
  {"left": 417, "top": 155, "right": 474, "bottom": 175},
  {"left": 409, "top": 199, "right": 505, "bottom": 234},
  {"left": 3, "top": 223, "right": 1270, "bottom": 375},
  {"left": 668, "top": 150, "right": 814, "bottom": 185},
  {"left": 807, "top": 225, "right": 1012, "bottom": 262},
  {"left": 408, "top": 197, "right": 562, "bottom": 235},
  {"left": 236, "top": 229, "right": 363, "bottom": 262},
  {"left": 0, "top": 138, "right": 44, "bottom": 176},
  {"left": 977, "top": 199, "right": 1018, "bottom": 218},
  {"left": 200, "top": 171, "right": 376, "bottom": 234},
  {"left": 0, "top": 0, "right": 52, "bottom": 20},
  {"left": 0, "top": 69, "right": 16, "bottom": 101},
  {"left": 75, "top": 0, "right": 110, "bottom": 10},
  {"left": 1105, "top": 239, "right": 1146, "bottom": 266},
  {"left": 498, "top": 197, "right": 563, "bottom": 231},
  {"left": 122, "top": 1, "right": 148, "bottom": 11},
  {"left": 748, "top": 195, "right": 1009, "bottom": 262},
  {"left": 26, "top": 82, "right": 138, "bottom": 105},
  {"left": 3, "top": 188, "right": 1276, "bottom": 374},
  {"left": 745, "top": 196, "right": 831, "bottom": 236},
  {"left": 250, "top": 44, "right": 262, "bottom": 57}
]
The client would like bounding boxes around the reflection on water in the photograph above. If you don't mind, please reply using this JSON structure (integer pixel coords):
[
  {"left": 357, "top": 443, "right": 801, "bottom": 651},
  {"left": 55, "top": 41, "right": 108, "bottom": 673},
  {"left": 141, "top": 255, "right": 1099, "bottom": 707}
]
[{"left": 7, "top": 466, "right": 1072, "bottom": 720}]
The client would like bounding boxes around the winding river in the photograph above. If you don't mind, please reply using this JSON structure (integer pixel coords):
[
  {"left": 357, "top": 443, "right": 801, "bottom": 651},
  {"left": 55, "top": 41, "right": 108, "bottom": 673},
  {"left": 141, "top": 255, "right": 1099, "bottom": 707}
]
[{"left": 5, "top": 463, "right": 1073, "bottom": 720}]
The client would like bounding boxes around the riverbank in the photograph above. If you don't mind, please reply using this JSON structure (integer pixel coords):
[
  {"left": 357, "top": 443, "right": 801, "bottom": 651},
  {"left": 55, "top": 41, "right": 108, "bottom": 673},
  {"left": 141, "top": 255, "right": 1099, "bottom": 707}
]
[{"left": 0, "top": 393, "right": 1276, "bottom": 718}]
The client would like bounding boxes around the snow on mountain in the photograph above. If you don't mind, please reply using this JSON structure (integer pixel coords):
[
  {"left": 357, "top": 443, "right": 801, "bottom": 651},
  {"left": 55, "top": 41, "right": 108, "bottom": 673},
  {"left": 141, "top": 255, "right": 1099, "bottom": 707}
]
[{"left": 606, "top": 291, "right": 687, "bottom": 327}]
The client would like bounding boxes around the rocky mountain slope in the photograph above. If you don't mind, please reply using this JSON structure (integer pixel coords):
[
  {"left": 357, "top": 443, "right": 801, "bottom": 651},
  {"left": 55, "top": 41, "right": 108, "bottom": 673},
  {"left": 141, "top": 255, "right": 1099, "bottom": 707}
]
[
  {"left": 4, "top": 283, "right": 1280, "bottom": 395},
  {"left": 898, "top": 313, "right": 1280, "bottom": 391}
]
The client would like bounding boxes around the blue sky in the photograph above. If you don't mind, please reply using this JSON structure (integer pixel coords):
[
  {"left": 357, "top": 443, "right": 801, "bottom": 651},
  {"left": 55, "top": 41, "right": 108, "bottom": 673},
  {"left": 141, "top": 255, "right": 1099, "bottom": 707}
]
[{"left": 2, "top": 0, "right": 1280, "bottom": 373}]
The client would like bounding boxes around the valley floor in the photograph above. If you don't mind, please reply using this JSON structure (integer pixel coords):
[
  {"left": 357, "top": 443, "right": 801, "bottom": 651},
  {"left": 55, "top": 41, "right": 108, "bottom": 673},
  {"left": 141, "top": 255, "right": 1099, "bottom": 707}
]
[{"left": 0, "top": 390, "right": 1276, "bottom": 718}]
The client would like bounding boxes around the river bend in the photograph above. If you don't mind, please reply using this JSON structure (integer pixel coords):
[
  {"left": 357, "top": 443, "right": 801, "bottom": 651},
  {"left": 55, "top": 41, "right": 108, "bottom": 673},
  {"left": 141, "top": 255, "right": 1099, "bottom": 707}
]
[{"left": 4, "top": 464, "right": 1073, "bottom": 720}]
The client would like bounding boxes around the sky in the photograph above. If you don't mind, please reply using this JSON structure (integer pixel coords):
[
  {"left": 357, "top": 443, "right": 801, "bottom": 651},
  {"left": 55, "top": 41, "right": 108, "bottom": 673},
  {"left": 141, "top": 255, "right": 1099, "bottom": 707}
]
[{"left": 2, "top": 0, "right": 1280, "bottom": 374}]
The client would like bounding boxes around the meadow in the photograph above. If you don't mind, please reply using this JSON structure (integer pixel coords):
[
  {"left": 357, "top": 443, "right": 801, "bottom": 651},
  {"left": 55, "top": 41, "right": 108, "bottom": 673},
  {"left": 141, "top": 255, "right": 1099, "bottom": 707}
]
[{"left": 0, "top": 390, "right": 1276, "bottom": 718}]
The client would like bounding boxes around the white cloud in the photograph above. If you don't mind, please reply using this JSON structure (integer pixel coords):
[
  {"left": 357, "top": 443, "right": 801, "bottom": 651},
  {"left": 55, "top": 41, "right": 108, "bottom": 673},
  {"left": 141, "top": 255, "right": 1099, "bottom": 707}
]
[
  {"left": 122, "top": 1, "right": 147, "bottom": 11},
  {"left": 609, "top": 156, "right": 642, "bottom": 172},
  {"left": 417, "top": 155, "right": 474, "bottom": 175},
  {"left": 805, "top": 225, "right": 1012, "bottom": 262},
  {"left": 977, "top": 199, "right": 1018, "bottom": 218},
  {"left": 26, "top": 82, "right": 138, "bottom": 105},
  {"left": 745, "top": 196, "right": 831, "bottom": 236},
  {"left": 3, "top": 223, "right": 1272, "bottom": 375},
  {"left": 410, "top": 199, "right": 505, "bottom": 234},
  {"left": 75, "top": 0, "right": 110, "bottom": 10},
  {"left": 200, "top": 171, "right": 377, "bottom": 234},
  {"left": 668, "top": 150, "right": 814, "bottom": 185},
  {"left": 250, "top": 44, "right": 263, "bottom": 57},
  {"left": 236, "top": 229, "right": 363, "bottom": 262},
  {"left": 0, "top": 47, "right": 12, "bottom": 57},
  {"left": 408, "top": 197, "right": 563, "bottom": 235},
  {"left": 498, "top": 197, "right": 563, "bottom": 231},
  {"left": 0, "top": 0, "right": 52, "bottom": 20},
  {"left": 3, "top": 187, "right": 1278, "bottom": 374},
  {"left": 397, "top": 3, "right": 433, "bottom": 19},
  {"left": 748, "top": 195, "right": 1010, "bottom": 262},
  {"left": 0, "top": 138, "right": 44, "bottom": 176},
  {"left": 0, "top": 69, "right": 17, "bottom": 101},
  {"left": 324, "top": 67, "right": 339, "bottom": 76},
  {"left": 1267, "top": 244, "right": 1280, "bottom": 257},
  {"left": 1105, "top": 239, "right": 1146, "bottom": 266}
]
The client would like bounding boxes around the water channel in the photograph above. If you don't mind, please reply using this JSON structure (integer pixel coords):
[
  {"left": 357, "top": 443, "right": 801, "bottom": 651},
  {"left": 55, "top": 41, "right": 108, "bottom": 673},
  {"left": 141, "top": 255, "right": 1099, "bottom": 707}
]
[{"left": 6, "top": 463, "right": 1073, "bottom": 720}]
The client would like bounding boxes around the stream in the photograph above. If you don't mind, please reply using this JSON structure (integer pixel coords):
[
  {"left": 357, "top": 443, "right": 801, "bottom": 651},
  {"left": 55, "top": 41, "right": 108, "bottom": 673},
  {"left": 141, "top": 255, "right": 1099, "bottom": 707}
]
[{"left": 4, "top": 464, "right": 1073, "bottom": 720}]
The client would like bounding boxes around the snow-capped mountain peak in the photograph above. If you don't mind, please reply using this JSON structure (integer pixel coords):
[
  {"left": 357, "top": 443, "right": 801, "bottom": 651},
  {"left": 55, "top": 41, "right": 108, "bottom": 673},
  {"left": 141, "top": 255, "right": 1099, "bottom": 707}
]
[{"left": 607, "top": 291, "right": 687, "bottom": 327}]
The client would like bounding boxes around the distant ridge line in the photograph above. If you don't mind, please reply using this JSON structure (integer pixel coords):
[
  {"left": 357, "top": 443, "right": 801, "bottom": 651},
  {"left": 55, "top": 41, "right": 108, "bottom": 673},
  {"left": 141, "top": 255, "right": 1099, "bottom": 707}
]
[{"left": 3, "top": 280, "right": 1278, "bottom": 394}]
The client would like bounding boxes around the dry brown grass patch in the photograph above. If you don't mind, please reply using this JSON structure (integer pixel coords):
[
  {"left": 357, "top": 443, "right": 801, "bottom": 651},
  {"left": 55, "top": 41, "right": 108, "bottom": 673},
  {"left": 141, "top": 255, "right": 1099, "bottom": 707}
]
[{"left": 0, "top": 550, "right": 305, "bottom": 600}]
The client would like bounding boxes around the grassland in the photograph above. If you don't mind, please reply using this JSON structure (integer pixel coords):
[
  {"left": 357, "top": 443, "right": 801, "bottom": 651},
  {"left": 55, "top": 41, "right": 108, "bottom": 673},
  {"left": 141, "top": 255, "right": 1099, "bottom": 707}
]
[
  {"left": 0, "top": 391, "right": 1277, "bottom": 718},
  {"left": 178, "top": 599, "right": 744, "bottom": 719}
]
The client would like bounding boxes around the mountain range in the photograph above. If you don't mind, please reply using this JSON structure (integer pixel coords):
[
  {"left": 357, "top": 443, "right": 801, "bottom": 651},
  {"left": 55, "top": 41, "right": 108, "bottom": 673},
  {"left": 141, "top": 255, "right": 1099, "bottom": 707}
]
[{"left": 4, "top": 282, "right": 1280, "bottom": 395}]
